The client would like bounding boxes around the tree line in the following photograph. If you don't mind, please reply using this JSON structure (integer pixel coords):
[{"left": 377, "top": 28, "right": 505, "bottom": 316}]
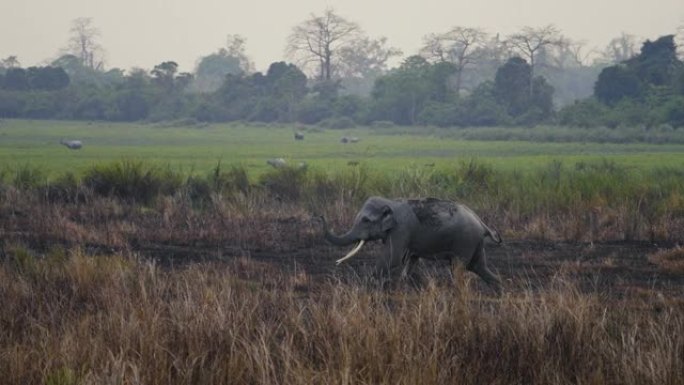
[{"left": 0, "top": 11, "right": 682, "bottom": 128}]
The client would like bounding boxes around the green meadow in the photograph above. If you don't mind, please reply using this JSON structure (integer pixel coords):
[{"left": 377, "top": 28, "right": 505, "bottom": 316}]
[{"left": 1, "top": 119, "right": 684, "bottom": 177}]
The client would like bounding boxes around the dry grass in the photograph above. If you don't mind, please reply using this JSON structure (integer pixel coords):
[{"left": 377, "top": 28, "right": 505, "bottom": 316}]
[
  {"left": 1, "top": 163, "right": 683, "bottom": 384},
  {"left": 649, "top": 247, "right": 684, "bottom": 274},
  {"left": 1, "top": 185, "right": 683, "bottom": 259},
  {"left": 0, "top": 249, "right": 682, "bottom": 385}
]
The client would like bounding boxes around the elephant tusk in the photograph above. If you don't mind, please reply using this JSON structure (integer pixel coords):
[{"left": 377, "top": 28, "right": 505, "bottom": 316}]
[{"left": 336, "top": 240, "right": 365, "bottom": 265}]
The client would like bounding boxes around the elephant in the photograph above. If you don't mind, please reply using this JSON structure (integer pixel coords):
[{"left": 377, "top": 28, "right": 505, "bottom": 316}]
[
  {"left": 266, "top": 158, "right": 287, "bottom": 168},
  {"left": 320, "top": 196, "right": 502, "bottom": 291},
  {"left": 294, "top": 132, "right": 305, "bottom": 141},
  {"left": 60, "top": 139, "right": 82, "bottom": 149}
]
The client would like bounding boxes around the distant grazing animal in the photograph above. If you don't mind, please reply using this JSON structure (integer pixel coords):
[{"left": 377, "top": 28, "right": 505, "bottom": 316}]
[
  {"left": 294, "top": 132, "right": 305, "bottom": 141},
  {"left": 347, "top": 160, "right": 359, "bottom": 166},
  {"left": 267, "top": 158, "right": 287, "bottom": 168},
  {"left": 340, "top": 136, "right": 349, "bottom": 143},
  {"left": 60, "top": 139, "right": 82, "bottom": 150},
  {"left": 349, "top": 137, "right": 360, "bottom": 143}
]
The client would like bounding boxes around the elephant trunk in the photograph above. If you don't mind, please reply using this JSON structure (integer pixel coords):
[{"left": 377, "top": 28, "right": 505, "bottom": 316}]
[
  {"left": 320, "top": 216, "right": 367, "bottom": 264},
  {"left": 321, "top": 216, "right": 360, "bottom": 246}
]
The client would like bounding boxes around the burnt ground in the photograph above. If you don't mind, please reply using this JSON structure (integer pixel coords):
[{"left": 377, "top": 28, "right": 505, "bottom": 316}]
[
  {"left": 127, "top": 238, "right": 684, "bottom": 299},
  {"left": 2, "top": 225, "right": 682, "bottom": 300}
]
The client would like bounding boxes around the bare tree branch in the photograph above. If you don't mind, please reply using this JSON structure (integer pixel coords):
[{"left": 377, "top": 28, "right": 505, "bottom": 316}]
[
  {"left": 506, "top": 25, "right": 561, "bottom": 94},
  {"left": 65, "top": 17, "right": 105, "bottom": 70},
  {"left": 286, "top": 8, "right": 361, "bottom": 80},
  {"left": 600, "top": 32, "right": 639, "bottom": 64},
  {"left": 225, "top": 34, "right": 254, "bottom": 73},
  {"left": 507, "top": 25, "right": 561, "bottom": 72},
  {"left": 420, "top": 26, "right": 488, "bottom": 94}
]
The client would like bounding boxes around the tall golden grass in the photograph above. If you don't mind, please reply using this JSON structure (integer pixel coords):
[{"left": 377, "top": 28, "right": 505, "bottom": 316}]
[
  {"left": 0, "top": 249, "right": 682, "bottom": 385},
  {"left": 1, "top": 160, "right": 683, "bottom": 384}
]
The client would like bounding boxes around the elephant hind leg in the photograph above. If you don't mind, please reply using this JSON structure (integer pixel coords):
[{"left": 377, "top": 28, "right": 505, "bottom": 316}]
[{"left": 466, "top": 241, "right": 502, "bottom": 294}]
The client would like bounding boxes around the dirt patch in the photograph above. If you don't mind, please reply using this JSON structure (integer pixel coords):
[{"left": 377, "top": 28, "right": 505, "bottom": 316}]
[{"left": 118, "top": 238, "right": 684, "bottom": 297}]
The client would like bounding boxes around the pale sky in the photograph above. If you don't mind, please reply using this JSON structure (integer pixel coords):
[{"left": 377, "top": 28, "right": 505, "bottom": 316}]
[{"left": 2, "top": 0, "right": 683, "bottom": 73}]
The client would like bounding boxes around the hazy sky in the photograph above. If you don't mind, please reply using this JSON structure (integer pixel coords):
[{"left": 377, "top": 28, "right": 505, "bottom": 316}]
[{"left": 2, "top": 0, "right": 683, "bottom": 73}]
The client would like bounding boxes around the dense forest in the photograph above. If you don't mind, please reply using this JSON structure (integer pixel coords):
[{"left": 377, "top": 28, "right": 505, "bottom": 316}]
[{"left": 0, "top": 12, "right": 683, "bottom": 128}]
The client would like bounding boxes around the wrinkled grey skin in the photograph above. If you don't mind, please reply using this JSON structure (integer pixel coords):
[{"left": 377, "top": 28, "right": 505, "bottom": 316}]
[{"left": 321, "top": 196, "right": 502, "bottom": 291}]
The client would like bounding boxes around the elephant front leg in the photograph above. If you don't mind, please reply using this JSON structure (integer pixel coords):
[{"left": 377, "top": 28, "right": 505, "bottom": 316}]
[{"left": 374, "top": 235, "right": 410, "bottom": 280}]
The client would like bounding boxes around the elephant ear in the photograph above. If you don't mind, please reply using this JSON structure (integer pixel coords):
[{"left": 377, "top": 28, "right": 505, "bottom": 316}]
[{"left": 380, "top": 205, "right": 397, "bottom": 232}]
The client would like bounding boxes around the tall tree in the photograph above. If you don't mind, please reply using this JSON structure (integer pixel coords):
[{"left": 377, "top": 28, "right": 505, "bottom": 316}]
[
  {"left": 286, "top": 8, "right": 360, "bottom": 80},
  {"left": 336, "top": 36, "right": 401, "bottom": 96},
  {"left": 594, "top": 35, "right": 683, "bottom": 104},
  {"left": 548, "top": 36, "right": 592, "bottom": 69},
  {"left": 194, "top": 50, "right": 243, "bottom": 93},
  {"left": 193, "top": 35, "right": 253, "bottom": 93},
  {"left": 65, "top": 17, "right": 105, "bottom": 70},
  {"left": 1, "top": 56, "right": 20, "bottom": 69},
  {"left": 678, "top": 23, "right": 684, "bottom": 60},
  {"left": 420, "top": 27, "right": 487, "bottom": 95},
  {"left": 151, "top": 61, "right": 192, "bottom": 92},
  {"left": 2, "top": 68, "right": 29, "bottom": 91},
  {"left": 507, "top": 25, "right": 561, "bottom": 94},
  {"left": 371, "top": 56, "right": 454, "bottom": 125},
  {"left": 336, "top": 36, "right": 401, "bottom": 79},
  {"left": 494, "top": 57, "right": 532, "bottom": 116},
  {"left": 494, "top": 57, "right": 554, "bottom": 121},
  {"left": 26, "top": 67, "right": 70, "bottom": 90},
  {"left": 628, "top": 35, "right": 681, "bottom": 87},
  {"left": 225, "top": 34, "right": 254, "bottom": 73},
  {"left": 600, "top": 33, "right": 639, "bottom": 64},
  {"left": 594, "top": 65, "right": 642, "bottom": 104}
]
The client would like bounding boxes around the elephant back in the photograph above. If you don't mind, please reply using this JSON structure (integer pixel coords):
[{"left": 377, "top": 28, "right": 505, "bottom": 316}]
[{"left": 404, "top": 197, "right": 459, "bottom": 226}]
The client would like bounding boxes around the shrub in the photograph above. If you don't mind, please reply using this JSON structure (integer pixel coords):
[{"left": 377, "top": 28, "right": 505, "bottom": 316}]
[
  {"left": 43, "top": 172, "right": 84, "bottom": 203},
  {"left": 10, "top": 164, "right": 45, "bottom": 190},
  {"left": 417, "top": 102, "right": 459, "bottom": 127},
  {"left": 208, "top": 163, "right": 251, "bottom": 197},
  {"left": 83, "top": 160, "right": 183, "bottom": 204},
  {"left": 259, "top": 166, "right": 308, "bottom": 201},
  {"left": 558, "top": 99, "right": 608, "bottom": 128}
]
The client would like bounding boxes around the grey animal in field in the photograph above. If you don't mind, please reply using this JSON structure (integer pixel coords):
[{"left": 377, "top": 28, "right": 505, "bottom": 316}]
[
  {"left": 340, "top": 136, "right": 359, "bottom": 143},
  {"left": 266, "top": 158, "right": 287, "bottom": 168},
  {"left": 319, "top": 197, "right": 502, "bottom": 292},
  {"left": 60, "top": 139, "right": 83, "bottom": 149},
  {"left": 294, "top": 132, "right": 305, "bottom": 140}
]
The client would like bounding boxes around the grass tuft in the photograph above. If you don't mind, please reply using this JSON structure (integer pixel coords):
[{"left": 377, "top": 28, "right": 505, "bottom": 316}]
[
  {"left": 83, "top": 160, "right": 183, "bottom": 204},
  {"left": 0, "top": 251, "right": 681, "bottom": 385}
]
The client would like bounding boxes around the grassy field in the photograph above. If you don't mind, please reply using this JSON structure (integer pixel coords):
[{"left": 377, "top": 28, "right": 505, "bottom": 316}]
[
  {"left": 1, "top": 119, "right": 684, "bottom": 384},
  {"left": 2, "top": 119, "right": 684, "bottom": 177}
]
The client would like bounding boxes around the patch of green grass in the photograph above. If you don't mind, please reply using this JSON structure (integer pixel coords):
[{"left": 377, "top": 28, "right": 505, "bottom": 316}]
[{"left": 1, "top": 120, "right": 684, "bottom": 178}]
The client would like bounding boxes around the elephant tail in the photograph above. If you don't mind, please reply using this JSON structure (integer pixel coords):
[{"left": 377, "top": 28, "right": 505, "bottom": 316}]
[{"left": 484, "top": 224, "right": 502, "bottom": 244}]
